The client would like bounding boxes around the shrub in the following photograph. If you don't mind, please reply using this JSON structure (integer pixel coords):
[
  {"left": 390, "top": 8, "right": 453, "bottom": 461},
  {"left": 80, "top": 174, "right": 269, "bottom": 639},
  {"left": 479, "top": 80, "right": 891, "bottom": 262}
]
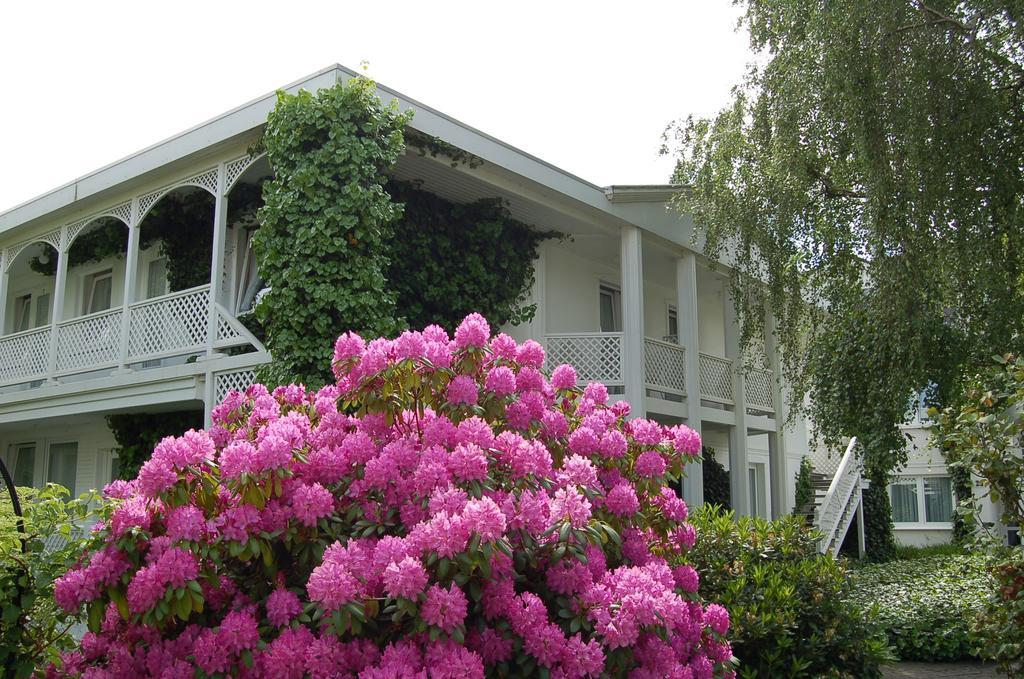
[
  {"left": 972, "top": 554, "right": 1024, "bottom": 676},
  {"left": 688, "top": 506, "right": 891, "bottom": 678},
  {"left": 792, "top": 456, "right": 813, "bottom": 514},
  {"left": 0, "top": 484, "right": 98, "bottom": 678},
  {"left": 847, "top": 554, "right": 989, "bottom": 661},
  {"left": 50, "top": 314, "right": 734, "bottom": 677},
  {"left": 701, "top": 446, "right": 730, "bottom": 509}
]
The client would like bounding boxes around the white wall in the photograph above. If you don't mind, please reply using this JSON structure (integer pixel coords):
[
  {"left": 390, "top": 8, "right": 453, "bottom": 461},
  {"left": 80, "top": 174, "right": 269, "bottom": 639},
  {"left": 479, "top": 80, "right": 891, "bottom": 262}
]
[
  {"left": 543, "top": 241, "right": 617, "bottom": 334},
  {"left": 0, "top": 419, "right": 118, "bottom": 497}
]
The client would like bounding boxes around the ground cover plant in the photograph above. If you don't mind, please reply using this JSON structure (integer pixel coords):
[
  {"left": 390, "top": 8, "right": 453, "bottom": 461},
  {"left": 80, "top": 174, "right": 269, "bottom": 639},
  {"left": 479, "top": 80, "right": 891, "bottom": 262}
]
[
  {"left": 49, "top": 313, "right": 734, "bottom": 677},
  {"left": 847, "top": 554, "right": 989, "bottom": 662},
  {"left": 688, "top": 506, "right": 890, "bottom": 678}
]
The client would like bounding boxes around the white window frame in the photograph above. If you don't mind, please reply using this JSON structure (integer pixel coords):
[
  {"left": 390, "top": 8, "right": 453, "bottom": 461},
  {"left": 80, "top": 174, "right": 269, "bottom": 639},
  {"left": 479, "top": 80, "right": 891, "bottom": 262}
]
[
  {"left": 889, "top": 474, "right": 955, "bottom": 529},
  {"left": 5, "top": 442, "right": 40, "bottom": 488},
  {"left": 9, "top": 285, "right": 53, "bottom": 333},
  {"left": 43, "top": 439, "right": 79, "bottom": 496},
  {"left": 666, "top": 302, "right": 679, "bottom": 343},
  {"left": 598, "top": 282, "right": 622, "bottom": 333},
  {"left": 82, "top": 268, "right": 115, "bottom": 316}
]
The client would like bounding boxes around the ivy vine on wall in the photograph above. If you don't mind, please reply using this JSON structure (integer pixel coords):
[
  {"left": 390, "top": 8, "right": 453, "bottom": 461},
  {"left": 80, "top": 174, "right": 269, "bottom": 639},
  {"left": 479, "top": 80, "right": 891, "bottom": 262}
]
[
  {"left": 255, "top": 78, "right": 409, "bottom": 389},
  {"left": 386, "top": 180, "right": 556, "bottom": 332},
  {"left": 106, "top": 410, "right": 204, "bottom": 480}
]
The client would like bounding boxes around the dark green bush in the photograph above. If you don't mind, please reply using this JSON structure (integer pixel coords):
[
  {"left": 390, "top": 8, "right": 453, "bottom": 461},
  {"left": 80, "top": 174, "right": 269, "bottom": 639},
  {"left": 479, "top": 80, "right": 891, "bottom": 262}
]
[
  {"left": 689, "top": 506, "right": 891, "bottom": 678},
  {"left": 793, "top": 456, "right": 813, "bottom": 514},
  {"left": 701, "top": 446, "right": 731, "bottom": 509},
  {"left": 847, "top": 554, "right": 989, "bottom": 661}
]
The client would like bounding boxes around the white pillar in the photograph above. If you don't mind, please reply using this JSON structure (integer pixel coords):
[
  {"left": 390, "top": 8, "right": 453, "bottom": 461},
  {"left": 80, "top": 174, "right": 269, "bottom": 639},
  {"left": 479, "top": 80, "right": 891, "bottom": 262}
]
[
  {"left": 765, "top": 309, "right": 787, "bottom": 519},
  {"left": 117, "top": 200, "right": 141, "bottom": 372},
  {"left": 0, "top": 250, "right": 9, "bottom": 334},
  {"left": 677, "top": 252, "right": 703, "bottom": 505},
  {"left": 46, "top": 228, "right": 70, "bottom": 381},
  {"left": 523, "top": 240, "right": 547, "bottom": 347},
  {"left": 725, "top": 287, "right": 750, "bottom": 516},
  {"left": 207, "top": 163, "right": 228, "bottom": 358},
  {"left": 856, "top": 488, "right": 867, "bottom": 558},
  {"left": 620, "top": 225, "right": 645, "bottom": 417}
]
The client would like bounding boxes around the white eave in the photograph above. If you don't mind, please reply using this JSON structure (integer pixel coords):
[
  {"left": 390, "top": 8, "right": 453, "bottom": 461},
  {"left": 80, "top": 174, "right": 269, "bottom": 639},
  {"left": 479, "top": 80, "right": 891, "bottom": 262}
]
[{"left": 603, "top": 185, "right": 684, "bottom": 204}]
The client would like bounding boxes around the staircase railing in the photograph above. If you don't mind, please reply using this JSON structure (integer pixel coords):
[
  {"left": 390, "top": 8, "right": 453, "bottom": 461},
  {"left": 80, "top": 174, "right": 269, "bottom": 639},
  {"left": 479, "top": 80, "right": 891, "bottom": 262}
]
[{"left": 816, "top": 437, "right": 863, "bottom": 555}]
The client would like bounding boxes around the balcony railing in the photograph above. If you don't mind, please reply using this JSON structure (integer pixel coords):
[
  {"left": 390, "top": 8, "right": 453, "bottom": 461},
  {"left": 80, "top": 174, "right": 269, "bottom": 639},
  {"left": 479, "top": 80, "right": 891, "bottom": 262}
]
[
  {"left": 643, "top": 337, "right": 686, "bottom": 397},
  {"left": 0, "top": 284, "right": 217, "bottom": 388},
  {"left": 745, "top": 367, "right": 775, "bottom": 413},
  {"left": 698, "top": 352, "right": 733, "bottom": 405},
  {"left": 545, "top": 333, "right": 624, "bottom": 388}
]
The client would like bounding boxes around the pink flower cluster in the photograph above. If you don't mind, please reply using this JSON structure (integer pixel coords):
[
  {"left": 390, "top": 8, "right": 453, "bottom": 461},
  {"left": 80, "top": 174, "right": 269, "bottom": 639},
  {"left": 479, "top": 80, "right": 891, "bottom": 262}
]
[{"left": 52, "top": 314, "right": 729, "bottom": 678}]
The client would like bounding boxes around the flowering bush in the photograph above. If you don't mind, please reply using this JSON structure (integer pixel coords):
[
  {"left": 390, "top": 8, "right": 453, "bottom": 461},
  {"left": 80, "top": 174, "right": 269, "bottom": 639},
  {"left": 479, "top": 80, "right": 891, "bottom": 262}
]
[{"left": 51, "top": 313, "right": 732, "bottom": 678}]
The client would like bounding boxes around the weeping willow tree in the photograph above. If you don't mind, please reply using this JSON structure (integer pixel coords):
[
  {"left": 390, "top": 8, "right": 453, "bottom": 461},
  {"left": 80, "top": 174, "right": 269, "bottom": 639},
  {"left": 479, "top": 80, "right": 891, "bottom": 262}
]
[{"left": 667, "top": 0, "right": 1024, "bottom": 559}]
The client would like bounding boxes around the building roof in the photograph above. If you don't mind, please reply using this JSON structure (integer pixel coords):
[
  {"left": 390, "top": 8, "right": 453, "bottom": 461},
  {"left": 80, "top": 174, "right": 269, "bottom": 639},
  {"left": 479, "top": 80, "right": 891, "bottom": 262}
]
[{"left": 0, "top": 64, "right": 696, "bottom": 252}]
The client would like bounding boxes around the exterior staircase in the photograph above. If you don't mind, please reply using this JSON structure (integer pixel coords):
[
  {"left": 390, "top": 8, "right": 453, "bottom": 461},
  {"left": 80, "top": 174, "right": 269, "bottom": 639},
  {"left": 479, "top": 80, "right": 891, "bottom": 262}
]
[{"left": 801, "top": 438, "right": 866, "bottom": 557}]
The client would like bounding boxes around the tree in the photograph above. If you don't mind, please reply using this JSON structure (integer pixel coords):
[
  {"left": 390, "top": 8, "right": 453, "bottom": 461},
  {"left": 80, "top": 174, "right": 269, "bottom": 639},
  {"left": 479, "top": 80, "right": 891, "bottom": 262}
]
[{"left": 665, "top": 0, "right": 1024, "bottom": 558}]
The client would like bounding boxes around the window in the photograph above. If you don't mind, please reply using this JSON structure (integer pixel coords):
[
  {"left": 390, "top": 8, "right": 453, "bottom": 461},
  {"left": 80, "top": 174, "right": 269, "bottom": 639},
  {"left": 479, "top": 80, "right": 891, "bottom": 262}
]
[
  {"left": 889, "top": 475, "right": 954, "bottom": 525},
  {"left": 599, "top": 284, "right": 621, "bottom": 332},
  {"left": 666, "top": 304, "right": 679, "bottom": 343},
  {"left": 11, "top": 444, "right": 36, "bottom": 487},
  {"left": 12, "top": 292, "right": 51, "bottom": 332},
  {"left": 46, "top": 442, "right": 78, "bottom": 495},
  {"left": 145, "top": 258, "right": 168, "bottom": 299},
  {"left": 13, "top": 294, "right": 32, "bottom": 332},
  {"left": 84, "top": 269, "right": 113, "bottom": 314}
]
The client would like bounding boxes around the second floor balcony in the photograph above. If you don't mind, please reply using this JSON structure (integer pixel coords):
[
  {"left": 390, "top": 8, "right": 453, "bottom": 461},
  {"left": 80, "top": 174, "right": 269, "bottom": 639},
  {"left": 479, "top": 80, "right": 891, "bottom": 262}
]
[{"left": 544, "top": 331, "right": 775, "bottom": 415}]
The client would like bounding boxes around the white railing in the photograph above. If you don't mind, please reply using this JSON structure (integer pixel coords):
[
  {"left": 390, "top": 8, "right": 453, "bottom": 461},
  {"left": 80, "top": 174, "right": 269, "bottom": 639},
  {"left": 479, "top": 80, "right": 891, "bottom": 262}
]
[
  {"left": 816, "top": 437, "right": 863, "bottom": 554},
  {"left": 698, "top": 352, "right": 733, "bottom": 404},
  {"left": 545, "top": 333, "right": 624, "bottom": 387},
  {"left": 56, "top": 308, "right": 122, "bottom": 374},
  {"left": 0, "top": 327, "right": 50, "bottom": 385},
  {"left": 644, "top": 337, "right": 686, "bottom": 397},
  {"left": 127, "top": 285, "right": 210, "bottom": 362},
  {"left": 745, "top": 367, "right": 774, "bottom": 413}
]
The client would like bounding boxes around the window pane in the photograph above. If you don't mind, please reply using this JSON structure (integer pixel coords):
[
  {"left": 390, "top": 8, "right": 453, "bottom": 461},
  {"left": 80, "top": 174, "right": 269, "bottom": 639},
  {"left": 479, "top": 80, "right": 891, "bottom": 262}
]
[
  {"left": 748, "top": 467, "right": 758, "bottom": 517},
  {"left": 35, "top": 293, "right": 50, "bottom": 328},
  {"left": 88, "top": 275, "right": 113, "bottom": 314},
  {"left": 891, "top": 482, "right": 919, "bottom": 522},
  {"left": 599, "top": 291, "right": 615, "bottom": 333},
  {"left": 14, "top": 294, "right": 31, "bottom": 333},
  {"left": 47, "top": 442, "right": 78, "bottom": 495},
  {"left": 146, "top": 259, "right": 167, "bottom": 299},
  {"left": 13, "top": 445, "right": 35, "bottom": 488},
  {"left": 668, "top": 308, "right": 678, "bottom": 340},
  {"left": 925, "top": 477, "right": 954, "bottom": 522}
]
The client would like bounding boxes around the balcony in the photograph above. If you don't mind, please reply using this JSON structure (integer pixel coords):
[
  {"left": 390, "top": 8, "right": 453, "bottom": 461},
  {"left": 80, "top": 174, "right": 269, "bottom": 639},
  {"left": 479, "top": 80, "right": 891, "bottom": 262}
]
[
  {"left": 0, "top": 285, "right": 252, "bottom": 390},
  {"left": 544, "top": 332, "right": 775, "bottom": 413}
]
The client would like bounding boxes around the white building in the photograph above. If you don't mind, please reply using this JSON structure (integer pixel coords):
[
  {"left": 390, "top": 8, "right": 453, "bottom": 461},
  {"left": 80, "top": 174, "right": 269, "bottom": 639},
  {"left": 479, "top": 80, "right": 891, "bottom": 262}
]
[{"left": 1, "top": 64, "right": 929, "bottom": 551}]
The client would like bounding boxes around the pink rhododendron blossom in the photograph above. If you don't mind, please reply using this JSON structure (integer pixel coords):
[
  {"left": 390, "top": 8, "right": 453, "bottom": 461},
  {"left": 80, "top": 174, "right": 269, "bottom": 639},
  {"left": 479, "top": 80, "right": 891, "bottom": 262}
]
[
  {"left": 382, "top": 556, "right": 429, "bottom": 599},
  {"left": 291, "top": 482, "right": 334, "bottom": 527},
  {"left": 635, "top": 450, "right": 667, "bottom": 478},
  {"left": 484, "top": 365, "right": 516, "bottom": 396},
  {"left": 422, "top": 583, "right": 469, "bottom": 632},
  {"left": 266, "top": 588, "right": 302, "bottom": 627},
  {"left": 551, "top": 364, "right": 578, "bottom": 390},
  {"left": 446, "top": 375, "right": 479, "bottom": 406},
  {"left": 454, "top": 313, "right": 490, "bottom": 349}
]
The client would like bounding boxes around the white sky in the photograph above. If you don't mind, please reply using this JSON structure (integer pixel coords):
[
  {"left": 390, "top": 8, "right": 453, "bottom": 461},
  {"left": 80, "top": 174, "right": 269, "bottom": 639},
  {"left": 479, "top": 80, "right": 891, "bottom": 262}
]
[{"left": 0, "top": 1, "right": 751, "bottom": 214}]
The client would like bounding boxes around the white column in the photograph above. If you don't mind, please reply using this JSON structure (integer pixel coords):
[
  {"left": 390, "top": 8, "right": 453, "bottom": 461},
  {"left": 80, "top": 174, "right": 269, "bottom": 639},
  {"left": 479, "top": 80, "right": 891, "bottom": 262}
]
[
  {"left": 0, "top": 250, "right": 9, "bottom": 334},
  {"left": 207, "top": 163, "right": 228, "bottom": 358},
  {"left": 620, "top": 225, "right": 645, "bottom": 417},
  {"left": 117, "top": 200, "right": 141, "bottom": 372},
  {"left": 725, "top": 288, "right": 750, "bottom": 516},
  {"left": 677, "top": 252, "right": 703, "bottom": 505},
  {"left": 524, "top": 241, "right": 547, "bottom": 346},
  {"left": 765, "top": 309, "right": 787, "bottom": 519},
  {"left": 856, "top": 489, "right": 867, "bottom": 558},
  {"left": 46, "top": 228, "right": 70, "bottom": 381}
]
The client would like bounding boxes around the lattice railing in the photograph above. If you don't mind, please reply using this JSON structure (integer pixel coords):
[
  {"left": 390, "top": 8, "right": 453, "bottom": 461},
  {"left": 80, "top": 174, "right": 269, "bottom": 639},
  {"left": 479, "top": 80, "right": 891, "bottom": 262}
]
[
  {"left": 0, "top": 327, "right": 50, "bottom": 385},
  {"left": 698, "top": 353, "right": 733, "bottom": 403},
  {"left": 745, "top": 367, "right": 775, "bottom": 413},
  {"left": 214, "top": 368, "right": 258, "bottom": 404},
  {"left": 644, "top": 337, "right": 685, "bottom": 397},
  {"left": 56, "top": 309, "right": 122, "bottom": 374},
  {"left": 128, "top": 285, "right": 210, "bottom": 361},
  {"left": 545, "top": 333, "right": 623, "bottom": 386}
]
